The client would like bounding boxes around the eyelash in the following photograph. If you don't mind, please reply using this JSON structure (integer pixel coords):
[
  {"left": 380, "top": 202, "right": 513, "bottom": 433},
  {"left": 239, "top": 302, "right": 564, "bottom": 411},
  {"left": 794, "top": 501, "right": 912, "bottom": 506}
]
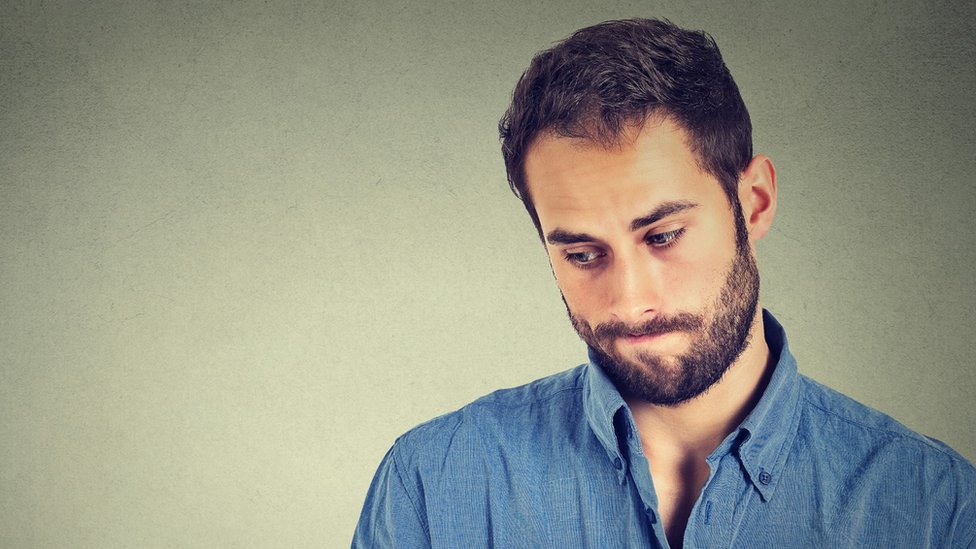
[
  {"left": 645, "top": 228, "right": 685, "bottom": 249},
  {"left": 563, "top": 250, "right": 605, "bottom": 269},
  {"left": 562, "top": 228, "right": 686, "bottom": 269}
]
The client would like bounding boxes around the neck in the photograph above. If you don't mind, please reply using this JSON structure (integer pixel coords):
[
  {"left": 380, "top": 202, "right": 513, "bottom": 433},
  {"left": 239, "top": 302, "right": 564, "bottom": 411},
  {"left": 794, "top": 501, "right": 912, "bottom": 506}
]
[{"left": 625, "top": 308, "right": 773, "bottom": 459}]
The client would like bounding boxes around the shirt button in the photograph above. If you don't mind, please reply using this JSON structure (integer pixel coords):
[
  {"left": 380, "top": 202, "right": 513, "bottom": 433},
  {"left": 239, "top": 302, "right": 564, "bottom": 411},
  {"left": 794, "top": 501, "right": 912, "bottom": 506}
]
[
  {"left": 613, "top": 457, "right": 623, "bottom": 469},
  {"left": 758, "top": 471, "right": 772, "bottom": 485}
]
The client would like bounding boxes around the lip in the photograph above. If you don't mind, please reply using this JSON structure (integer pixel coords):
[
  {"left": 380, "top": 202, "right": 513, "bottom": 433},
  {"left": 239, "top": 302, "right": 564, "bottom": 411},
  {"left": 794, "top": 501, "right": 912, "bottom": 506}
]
[
  {"left": 620, "top": 326, "right": 691, "bottom": 344},
  {"left": 621, "top": 332, "right": 668, "bottom": 343}
]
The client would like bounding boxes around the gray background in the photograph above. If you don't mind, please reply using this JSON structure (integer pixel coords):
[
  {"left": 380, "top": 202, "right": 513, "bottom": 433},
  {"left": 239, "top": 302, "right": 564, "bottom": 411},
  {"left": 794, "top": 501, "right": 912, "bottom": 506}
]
[{"left": 2, "top": 0, "right": 973, "bottom": 547}]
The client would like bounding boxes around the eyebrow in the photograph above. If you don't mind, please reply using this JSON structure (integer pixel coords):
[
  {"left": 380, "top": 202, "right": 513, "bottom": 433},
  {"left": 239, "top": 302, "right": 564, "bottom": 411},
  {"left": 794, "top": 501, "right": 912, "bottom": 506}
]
[
  {"left": 545, "top": 200, "right": 700, "bottom": 246},
  {"left": 546, "top": 228, "right": 599, "bottom": 246},
  {"left": 628, "top": 200, "right": 699, "bottom": 232}
]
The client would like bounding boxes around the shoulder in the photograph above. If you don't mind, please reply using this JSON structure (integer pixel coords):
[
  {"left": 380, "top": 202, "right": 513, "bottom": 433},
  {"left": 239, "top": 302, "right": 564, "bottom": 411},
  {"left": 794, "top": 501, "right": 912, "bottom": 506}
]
[
  {"left": 799, "top": 374, "right": 971, "bottom": 462},
  {"left": 796, "top": 374, "right": 976, "bottom": 504},
  {"left": 390, "top": 365, "right": 589, "bottom": 471}
]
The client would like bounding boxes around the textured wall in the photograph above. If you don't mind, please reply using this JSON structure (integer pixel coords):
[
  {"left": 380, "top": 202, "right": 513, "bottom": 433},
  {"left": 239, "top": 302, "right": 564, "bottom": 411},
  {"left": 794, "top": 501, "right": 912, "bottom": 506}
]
[{"left": 2, "top": 0, "right": 974, "bottom": 547}]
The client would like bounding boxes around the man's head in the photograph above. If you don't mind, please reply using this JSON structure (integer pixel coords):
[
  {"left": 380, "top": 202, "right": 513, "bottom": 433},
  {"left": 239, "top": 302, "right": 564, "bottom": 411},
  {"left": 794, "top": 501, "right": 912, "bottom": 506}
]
[
  {"left": 500, "top": 19, "right": 777, "bottom": 406},
  {"left": 500, "top": 18, "right": 753, "bottom": 239}
]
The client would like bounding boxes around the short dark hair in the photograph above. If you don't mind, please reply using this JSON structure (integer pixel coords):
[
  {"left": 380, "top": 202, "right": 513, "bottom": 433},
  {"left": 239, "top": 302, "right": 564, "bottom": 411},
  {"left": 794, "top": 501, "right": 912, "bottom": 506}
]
[{"left": 499, "top": 18, "right": 753, "bottom": 238}]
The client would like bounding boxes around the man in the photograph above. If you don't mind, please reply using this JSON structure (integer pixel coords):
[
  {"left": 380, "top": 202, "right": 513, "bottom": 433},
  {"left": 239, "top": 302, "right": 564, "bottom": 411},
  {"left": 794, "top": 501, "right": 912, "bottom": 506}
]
[{"left": 353, "top": 18, "right": 975, "bottom": 548}]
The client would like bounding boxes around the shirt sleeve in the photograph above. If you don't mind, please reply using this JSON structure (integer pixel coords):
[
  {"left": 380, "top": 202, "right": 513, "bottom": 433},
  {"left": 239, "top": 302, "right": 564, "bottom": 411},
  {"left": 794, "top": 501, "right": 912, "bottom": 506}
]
[
  {"left": 351, "top": 443, "right": 431, "bottom": 549},
  {"left": 951, "top": 456, "right": 976, "bottom": 549}
]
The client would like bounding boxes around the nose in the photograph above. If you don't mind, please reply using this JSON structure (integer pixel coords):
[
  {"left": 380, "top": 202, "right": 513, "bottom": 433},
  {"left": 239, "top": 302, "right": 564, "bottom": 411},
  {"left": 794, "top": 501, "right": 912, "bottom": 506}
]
[{"left": 609, "top": 252, "right": 662, "bottom": 325}]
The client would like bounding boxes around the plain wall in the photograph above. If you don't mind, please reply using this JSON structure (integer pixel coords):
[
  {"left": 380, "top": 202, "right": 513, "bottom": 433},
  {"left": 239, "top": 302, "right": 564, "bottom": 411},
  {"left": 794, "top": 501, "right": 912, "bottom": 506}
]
[{"left": 2, "top": 0, "right": 974, "bottom": 547}]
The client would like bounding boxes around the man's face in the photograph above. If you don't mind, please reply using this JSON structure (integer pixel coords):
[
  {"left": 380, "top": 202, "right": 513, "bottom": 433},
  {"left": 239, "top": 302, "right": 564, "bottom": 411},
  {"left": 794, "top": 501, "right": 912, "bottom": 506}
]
[{"left": 524, "top": 119, "right": 760, "bottom": 406}]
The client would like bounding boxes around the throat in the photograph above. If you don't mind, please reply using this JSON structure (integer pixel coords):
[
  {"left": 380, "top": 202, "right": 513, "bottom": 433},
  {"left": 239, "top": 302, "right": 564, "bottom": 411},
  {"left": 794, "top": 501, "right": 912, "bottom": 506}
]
[{"left": 650, "top": 451, "right": 711, "bottom": 549}]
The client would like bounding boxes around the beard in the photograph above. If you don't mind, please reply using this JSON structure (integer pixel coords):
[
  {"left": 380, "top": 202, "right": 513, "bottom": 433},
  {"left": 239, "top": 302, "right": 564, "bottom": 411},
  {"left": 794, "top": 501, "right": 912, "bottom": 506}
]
[{"left": 569, "top": 211, "right": 760, "bottom": 406}]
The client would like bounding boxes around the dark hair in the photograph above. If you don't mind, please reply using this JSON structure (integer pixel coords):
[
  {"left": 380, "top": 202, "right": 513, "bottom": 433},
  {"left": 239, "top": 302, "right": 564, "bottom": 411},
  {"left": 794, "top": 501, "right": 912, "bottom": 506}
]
[{"left": 499, "top": 18, "right": 753, "bottom": 237}]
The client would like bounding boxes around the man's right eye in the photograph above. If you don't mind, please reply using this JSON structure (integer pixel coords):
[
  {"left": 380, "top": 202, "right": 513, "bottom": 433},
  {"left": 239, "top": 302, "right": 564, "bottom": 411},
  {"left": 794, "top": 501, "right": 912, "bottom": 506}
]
[{"left": 564, "top": 250, "right": 605, "bottom": 268}]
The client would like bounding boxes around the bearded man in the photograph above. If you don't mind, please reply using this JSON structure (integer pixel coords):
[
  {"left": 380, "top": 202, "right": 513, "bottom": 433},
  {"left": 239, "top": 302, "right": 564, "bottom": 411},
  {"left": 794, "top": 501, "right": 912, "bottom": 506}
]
[{"left": 353, "top": 18, "right": 975, "bottom": 548}]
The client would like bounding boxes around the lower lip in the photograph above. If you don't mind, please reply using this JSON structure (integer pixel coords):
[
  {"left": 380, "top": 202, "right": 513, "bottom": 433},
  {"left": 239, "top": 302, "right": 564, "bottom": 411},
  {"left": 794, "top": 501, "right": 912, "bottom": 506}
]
[{"left": 622, "top": 332, "right": 670, "bottom": 344}]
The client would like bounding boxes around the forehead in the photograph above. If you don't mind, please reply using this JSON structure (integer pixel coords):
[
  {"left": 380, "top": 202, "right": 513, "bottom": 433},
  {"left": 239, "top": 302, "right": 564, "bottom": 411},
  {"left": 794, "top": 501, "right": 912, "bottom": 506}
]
[{"left": 524, "top": 119, "right": 723, "bottom": 232}]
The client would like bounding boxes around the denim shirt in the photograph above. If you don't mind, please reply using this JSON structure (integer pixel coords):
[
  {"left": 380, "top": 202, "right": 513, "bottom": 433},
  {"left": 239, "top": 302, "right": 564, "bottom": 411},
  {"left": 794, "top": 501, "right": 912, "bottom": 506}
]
[{"left": 353, "top": 311, "right": 976, "bottom": 548}]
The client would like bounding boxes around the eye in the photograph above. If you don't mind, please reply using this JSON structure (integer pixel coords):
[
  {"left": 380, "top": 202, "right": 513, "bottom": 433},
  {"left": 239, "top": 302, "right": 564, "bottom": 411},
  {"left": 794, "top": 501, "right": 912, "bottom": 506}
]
[
  {"left": 645, "top": 228, "right": 685, "bottom": 248},
  {"left": 563, "top": 249, "right": 605, "bottom": 269}
]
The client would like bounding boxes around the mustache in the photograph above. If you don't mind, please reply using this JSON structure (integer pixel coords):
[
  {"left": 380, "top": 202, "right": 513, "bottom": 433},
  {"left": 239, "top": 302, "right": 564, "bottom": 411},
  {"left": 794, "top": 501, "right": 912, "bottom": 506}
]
[{"left": 591, "top": 312, "right": 704, "bottom": 341}]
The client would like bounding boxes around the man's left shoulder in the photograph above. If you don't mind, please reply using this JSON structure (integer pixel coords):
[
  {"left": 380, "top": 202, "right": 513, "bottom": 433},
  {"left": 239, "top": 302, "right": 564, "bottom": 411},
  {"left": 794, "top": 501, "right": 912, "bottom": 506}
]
[
  {"left": 798, "top": 374, "right": 976, "bottom": 484},
  {"left": 787, "top": 375, "right": 976, "bottom": 546}
]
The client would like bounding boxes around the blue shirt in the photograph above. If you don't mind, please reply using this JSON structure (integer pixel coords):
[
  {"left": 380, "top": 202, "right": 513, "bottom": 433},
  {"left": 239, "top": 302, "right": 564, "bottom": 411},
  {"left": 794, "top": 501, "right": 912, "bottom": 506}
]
[{"left": 353, "top": 311, "right": 976, "bottom": 548}]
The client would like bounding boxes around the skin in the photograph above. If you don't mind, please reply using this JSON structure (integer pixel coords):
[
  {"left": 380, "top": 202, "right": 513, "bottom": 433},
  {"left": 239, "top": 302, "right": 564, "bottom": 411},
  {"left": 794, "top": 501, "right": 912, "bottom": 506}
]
[{"left": 523, "top": 117, "right": 777, "bottom": 548}]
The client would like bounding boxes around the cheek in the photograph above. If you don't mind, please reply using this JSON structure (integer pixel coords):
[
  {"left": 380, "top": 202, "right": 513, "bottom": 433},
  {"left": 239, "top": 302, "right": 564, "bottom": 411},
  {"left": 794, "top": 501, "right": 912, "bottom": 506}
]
[
  {"left": 674, "top": 265, "right": 722, "bottom": 308},
  {"left": 657, "top": 237, "right": 733, "bottom": 306},
  {"left": 654, "top": 258, "right": 703, "bottom": 309},
  {"left": 677, "top": 242, "right": 736, "bottom": 302}
]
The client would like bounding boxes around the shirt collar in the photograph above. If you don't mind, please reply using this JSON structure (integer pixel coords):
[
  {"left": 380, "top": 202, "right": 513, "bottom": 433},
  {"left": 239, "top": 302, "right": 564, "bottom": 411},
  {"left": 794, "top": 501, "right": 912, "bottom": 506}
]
[
  {"left": 732, "top": 309, "right": 802, "bottom": 501},
  {"left": 583, "top": 349, "right": 630, "bottom": 466},
  {"left": 581, "top": 309, "right": 802, "bottom": 502}
]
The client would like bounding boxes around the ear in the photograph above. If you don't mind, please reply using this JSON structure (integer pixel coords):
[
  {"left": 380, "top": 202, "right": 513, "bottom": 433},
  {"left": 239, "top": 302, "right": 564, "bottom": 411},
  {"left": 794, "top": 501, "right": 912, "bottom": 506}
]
[{"left": 737, "top": 154, "right": 777, "bottom": 242}]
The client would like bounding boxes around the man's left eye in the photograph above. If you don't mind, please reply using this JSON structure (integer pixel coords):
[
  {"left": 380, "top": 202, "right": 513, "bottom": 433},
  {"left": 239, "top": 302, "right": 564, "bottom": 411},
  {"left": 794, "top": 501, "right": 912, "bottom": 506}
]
[{"left": 646, "top": 228, "right": 685, "bottom": 248}]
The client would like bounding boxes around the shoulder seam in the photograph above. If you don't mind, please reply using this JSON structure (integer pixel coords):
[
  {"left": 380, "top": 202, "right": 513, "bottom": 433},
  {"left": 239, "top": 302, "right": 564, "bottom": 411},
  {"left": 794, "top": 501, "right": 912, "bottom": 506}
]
[
  {"left": 391, "top": 443, "right": 432, "bottom": 543},
  {"left": 802, "top": 394, "right": 962, "bottom": 462},
  {"left": 394, "top": 380, "right": 584, "bottom": 463},
  {"left": 467, "top": 384, "right": 583, "bottom": 411}
]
